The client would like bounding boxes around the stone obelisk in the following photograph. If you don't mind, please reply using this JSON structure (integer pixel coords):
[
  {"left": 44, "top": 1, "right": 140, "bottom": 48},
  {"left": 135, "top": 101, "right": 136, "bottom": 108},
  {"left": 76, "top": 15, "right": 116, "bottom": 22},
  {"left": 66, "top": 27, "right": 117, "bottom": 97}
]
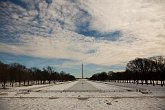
[{"left": 82, "top": 64, "right": 83, "bottom": 79}]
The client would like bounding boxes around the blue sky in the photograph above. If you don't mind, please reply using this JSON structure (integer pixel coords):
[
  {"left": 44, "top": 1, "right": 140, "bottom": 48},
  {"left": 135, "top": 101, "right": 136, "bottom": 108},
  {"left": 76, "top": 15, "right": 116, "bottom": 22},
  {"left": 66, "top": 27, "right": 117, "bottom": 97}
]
[
  {"left": 0, "top": 52, "right": 125, "bottom": 77},
  {"left": 0, "top": 0, "right": 165, "bottom": 78}
]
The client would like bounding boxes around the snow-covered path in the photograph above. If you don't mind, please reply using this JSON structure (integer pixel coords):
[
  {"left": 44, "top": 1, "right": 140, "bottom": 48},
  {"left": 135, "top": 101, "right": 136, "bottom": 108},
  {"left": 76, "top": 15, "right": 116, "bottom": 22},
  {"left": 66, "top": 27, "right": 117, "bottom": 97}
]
[{"left": 66, "top": 79, "right": 99, "bottom": 92}]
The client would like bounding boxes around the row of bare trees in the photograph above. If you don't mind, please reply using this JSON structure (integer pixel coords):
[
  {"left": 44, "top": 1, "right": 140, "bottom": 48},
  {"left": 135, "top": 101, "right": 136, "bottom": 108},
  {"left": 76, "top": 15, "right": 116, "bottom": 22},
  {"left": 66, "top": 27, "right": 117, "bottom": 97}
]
[
  {"left": 89, "top": 56, "right": 165, "bottom": 86},
  {"left": 0, "top": 61, "right": 76, "bottom": 88}
]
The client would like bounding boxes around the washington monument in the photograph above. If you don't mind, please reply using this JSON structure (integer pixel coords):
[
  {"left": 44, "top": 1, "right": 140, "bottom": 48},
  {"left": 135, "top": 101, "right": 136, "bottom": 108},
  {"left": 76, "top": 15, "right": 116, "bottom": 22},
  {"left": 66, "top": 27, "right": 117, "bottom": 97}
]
[{"left": 82, "top": 64, "right": 83, "bottom": 79}]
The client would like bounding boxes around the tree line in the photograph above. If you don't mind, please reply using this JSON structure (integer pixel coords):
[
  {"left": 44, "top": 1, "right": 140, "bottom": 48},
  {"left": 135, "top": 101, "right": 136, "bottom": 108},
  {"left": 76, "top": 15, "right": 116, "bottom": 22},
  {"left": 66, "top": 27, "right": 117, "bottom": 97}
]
[
  {"left": 89, "top": 56, "right": 165, "bottom": 86},
  {"left": 0, "top": 61, "right": 76, "bottom": 88}
]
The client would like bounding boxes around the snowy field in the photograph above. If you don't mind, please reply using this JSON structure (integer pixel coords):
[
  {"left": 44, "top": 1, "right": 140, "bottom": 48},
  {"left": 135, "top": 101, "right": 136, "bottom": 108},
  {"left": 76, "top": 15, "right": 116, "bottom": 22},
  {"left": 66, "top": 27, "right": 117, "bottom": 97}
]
[{"left": 0, "top": 79, "right": 165, "bottom": 110}]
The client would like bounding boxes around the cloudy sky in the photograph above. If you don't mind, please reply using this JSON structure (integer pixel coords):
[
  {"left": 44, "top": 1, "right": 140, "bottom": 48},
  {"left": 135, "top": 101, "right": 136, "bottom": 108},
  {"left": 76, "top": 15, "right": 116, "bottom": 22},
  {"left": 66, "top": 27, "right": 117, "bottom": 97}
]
[{"left": 0, "top": 0, "right": 165, "bottom": 77}]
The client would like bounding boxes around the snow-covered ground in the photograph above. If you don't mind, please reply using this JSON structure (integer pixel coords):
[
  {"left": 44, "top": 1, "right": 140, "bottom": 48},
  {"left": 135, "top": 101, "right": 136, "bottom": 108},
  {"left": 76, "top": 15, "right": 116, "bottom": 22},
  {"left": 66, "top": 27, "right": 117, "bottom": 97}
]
[
  {"left": 1, "top": 97, "right": 165, "bottom": 110},
  {"left": 95, "top": 81, "right": 165, "bottom": 96},
  {"left": 88, "top": 80, "right": 134, "bottom": 92},
  {"left": 36, "top": 80, "right": 78, "bottom": 91},
  {"left": 0, "top": 79, "right": 165, "bottom": 110}
]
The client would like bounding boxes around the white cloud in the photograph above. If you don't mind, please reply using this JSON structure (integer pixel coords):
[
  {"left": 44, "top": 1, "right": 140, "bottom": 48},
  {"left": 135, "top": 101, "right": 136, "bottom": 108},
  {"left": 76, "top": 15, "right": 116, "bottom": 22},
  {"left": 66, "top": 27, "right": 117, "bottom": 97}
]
[{"left": 0, "top": 0, "right": 165, "bottom": 71}]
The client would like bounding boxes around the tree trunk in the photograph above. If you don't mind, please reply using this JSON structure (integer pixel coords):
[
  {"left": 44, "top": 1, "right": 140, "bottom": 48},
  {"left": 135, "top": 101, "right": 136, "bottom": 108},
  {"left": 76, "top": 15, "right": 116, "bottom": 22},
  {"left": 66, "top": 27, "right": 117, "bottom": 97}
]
[
  {"left": 152, "top": 80, "right": 155, "bottom": 86},
  {"left": 28, "top": 81, "right": 30, "bottom": 85},
  {"left": 3, "top": 81, "right": 6, "bottom": 89},
  {"left": 145, "top": 80, "right": 148, "bottom": 85},
  {"left": 12, "top": 81, "right": 14, "bottom": 87},
  {"left": 161, "top": 80, "right": 163, "bottom": 87}
]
